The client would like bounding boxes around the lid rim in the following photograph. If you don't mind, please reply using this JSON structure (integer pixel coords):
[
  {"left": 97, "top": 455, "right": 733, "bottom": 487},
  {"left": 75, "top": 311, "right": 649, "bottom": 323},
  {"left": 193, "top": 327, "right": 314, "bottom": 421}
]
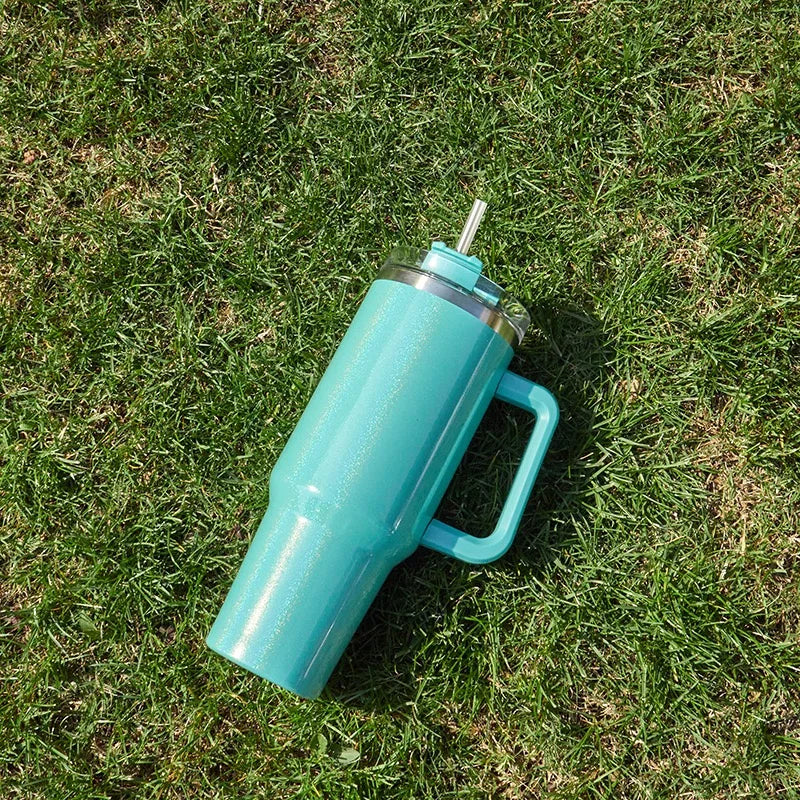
[{"left": 377, "top": 265, "right": 522, "bottom": 347}]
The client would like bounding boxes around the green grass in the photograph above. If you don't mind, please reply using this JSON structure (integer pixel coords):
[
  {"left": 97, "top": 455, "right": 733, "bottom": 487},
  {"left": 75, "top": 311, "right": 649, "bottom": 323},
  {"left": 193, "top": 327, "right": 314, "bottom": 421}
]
[{"left": 1, "top": 0, "right": 799, "bottom": 797}]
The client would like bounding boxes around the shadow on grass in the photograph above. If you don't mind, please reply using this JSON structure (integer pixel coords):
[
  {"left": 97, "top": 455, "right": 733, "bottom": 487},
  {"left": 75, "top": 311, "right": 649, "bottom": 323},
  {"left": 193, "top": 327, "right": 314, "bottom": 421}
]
[{"left": 327, "top": 304, "right": 614, "bottom": 708}]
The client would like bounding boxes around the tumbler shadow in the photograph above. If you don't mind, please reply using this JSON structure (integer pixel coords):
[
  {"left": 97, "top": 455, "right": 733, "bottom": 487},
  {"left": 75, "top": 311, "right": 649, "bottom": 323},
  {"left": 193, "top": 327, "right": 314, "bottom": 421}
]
[{"left": 326, "top": 304, "right": 614, "bottom": 709}]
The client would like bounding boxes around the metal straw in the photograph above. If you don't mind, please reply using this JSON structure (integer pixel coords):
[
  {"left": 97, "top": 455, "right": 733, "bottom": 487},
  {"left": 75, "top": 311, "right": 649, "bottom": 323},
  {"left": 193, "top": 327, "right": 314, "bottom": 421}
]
[{"left": 455, "top": 198, "right": 488, "bottom": 255}]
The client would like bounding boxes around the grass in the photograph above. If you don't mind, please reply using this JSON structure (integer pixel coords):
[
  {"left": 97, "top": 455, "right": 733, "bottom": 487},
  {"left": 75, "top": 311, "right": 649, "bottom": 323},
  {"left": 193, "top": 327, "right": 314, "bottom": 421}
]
[{"left": 1, "top": 0, "right": 799, "bottom": 796}]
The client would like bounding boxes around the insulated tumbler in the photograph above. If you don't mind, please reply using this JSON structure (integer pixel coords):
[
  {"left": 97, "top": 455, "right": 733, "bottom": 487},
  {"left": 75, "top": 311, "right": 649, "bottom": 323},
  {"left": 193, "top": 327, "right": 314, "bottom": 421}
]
[{"left": 207, "top": 201, "right": 559, "bottom": 698}]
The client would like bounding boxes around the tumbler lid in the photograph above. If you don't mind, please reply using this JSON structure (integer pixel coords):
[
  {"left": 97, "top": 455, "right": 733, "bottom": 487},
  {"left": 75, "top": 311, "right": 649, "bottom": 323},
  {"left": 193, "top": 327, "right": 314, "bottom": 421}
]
[
  {"left": 378, "top": 200, "right": 531, "bottom": 347},
  {"left": 379, "top": 247, "right": 530, "bottom": 347}
]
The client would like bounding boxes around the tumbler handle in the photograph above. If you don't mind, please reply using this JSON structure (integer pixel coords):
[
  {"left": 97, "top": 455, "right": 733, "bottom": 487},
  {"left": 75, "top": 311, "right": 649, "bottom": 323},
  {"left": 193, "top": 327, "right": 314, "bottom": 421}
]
[{"left": 420, "top": 371, "right": 558, "bottom": 564}]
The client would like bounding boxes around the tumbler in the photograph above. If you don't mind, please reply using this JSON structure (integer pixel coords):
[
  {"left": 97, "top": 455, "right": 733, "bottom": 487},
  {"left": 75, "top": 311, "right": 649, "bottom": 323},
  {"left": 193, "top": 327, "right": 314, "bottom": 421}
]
[{"left": 207, "top": 200, "right": 558, "bottom": 698}]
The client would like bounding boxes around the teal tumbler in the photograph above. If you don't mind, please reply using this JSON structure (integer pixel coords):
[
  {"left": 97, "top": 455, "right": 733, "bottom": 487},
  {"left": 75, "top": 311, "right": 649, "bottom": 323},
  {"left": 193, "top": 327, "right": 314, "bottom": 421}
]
[{"left": 207, "top": 201, "right": 559, "bottom": 698}]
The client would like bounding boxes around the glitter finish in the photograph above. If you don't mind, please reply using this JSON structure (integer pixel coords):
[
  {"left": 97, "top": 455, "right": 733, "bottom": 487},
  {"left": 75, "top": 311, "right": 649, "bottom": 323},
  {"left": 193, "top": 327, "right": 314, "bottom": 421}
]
[{"left": 207, "top": 275, "right": 558, "bottom": 698}]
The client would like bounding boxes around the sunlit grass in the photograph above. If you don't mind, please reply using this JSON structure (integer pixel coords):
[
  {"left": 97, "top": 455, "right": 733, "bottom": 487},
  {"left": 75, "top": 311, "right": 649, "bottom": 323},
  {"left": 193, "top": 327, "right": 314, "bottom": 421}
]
[{"left": 1, "top": 1, "right": 799, "bottom": 797}]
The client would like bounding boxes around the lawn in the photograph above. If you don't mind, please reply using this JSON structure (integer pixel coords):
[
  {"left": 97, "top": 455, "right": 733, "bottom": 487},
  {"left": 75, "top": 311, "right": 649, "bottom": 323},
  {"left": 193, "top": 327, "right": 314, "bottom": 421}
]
[{"left": 1, "top": 0, "right": 799, "bottom": 797}]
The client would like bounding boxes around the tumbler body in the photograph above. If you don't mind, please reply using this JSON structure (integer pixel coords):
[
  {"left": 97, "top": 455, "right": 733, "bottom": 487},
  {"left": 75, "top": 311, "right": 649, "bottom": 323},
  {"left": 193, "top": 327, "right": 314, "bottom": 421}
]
[{"left": 206, "top": 276, "right": 513, "bottom": 697}]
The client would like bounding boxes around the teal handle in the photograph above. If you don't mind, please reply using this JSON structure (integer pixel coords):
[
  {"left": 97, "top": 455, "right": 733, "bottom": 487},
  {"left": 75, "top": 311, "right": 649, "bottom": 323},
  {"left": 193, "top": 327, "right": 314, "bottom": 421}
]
[{"left": 421, "top": 371, "right": 559, "bottom": 564}]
